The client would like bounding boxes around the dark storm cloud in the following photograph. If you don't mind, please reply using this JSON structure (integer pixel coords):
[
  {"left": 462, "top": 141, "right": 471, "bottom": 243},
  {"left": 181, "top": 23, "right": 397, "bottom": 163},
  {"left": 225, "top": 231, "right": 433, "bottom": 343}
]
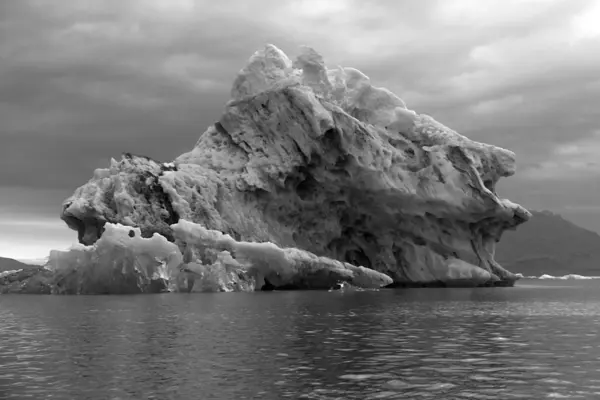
[
  {"left": 1, "top": 0, "right": 599, "bottom": 185},
  {"left": 0, "top": 0, "right": 305, "bottom": 190},
  {"left": 1, "top": 0, "right": 600, "bottom": 256},
  {"left": 343, "top": 0, "right": 599, "bottom": 164}
]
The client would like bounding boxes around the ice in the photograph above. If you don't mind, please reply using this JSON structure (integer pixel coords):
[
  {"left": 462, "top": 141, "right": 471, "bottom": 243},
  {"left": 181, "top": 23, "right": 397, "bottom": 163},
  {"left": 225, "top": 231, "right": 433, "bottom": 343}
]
[
  {"left": 0, "top": 269, "right": 22, "bottom": 279},
  {"left": 445, "top": 258, "right": 493, "bottom": 284},
  {"left": 59, "top": 44, "right": 531, "bottom": 289},
  {"left": 29, "top": 218, "right": 391, "bottom": 295},
  {"left": 515, "top": 273, "right": 600, "bottom": 280},
  {"left": 171, "top": 219, "right": 393, "bottom": 290},
  {"left": 537, "top": 274, "right": 600, "bottom": 280},
  {"left": 46, "top": 223, "right": 184, "bottom": 294}
]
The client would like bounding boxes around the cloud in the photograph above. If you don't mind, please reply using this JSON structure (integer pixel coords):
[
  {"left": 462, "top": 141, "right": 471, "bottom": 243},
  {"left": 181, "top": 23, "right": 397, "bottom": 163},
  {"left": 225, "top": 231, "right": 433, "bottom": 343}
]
[
  {"left": 520, "top": 131, "right": 600, "bottom": 180},
  {"left": 469, "top": 95, "right": 525, "bottom": 116},
  {"left": 571, "top": 0, "right": 600, "bottom": 40},
  {"left": 563, "top": 205, "right": 600, "bottom": 213}
]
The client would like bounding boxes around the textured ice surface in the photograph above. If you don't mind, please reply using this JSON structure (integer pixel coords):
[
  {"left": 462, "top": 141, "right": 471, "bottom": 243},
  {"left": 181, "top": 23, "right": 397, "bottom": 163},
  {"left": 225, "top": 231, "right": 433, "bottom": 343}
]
[
  {"left": 55, "top": 44, "right": 531, "bottom": 290},
  {"left": 28, "top": 220, "right": 392, "bottom": 294},
  {"left": 172, "top": 219, "right": 393, "bottom": 290},
  {"left": 46, "top": 223, "right": 183, "bottom": 294}
]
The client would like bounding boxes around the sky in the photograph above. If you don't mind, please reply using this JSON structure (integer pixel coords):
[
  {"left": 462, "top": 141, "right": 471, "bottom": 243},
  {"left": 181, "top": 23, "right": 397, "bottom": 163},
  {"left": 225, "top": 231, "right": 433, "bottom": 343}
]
[{"left": 1, "top": 0, "right": 600, "bottom": 260}]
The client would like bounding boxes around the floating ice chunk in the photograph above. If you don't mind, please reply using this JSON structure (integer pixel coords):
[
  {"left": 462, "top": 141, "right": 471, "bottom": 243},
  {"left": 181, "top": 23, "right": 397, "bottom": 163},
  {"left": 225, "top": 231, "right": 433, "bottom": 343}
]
[
  {"left": 58, "top": 44, "right": 531, "bottom": 290},
  {"left": 0, "top": 269, "right": 22, "bottom": 279},
  {"left": 538, "top": 274, "right": 600, "bottom": 280},
  {"left": 47, "top": 223, "right": 184, "bottom": 294}
]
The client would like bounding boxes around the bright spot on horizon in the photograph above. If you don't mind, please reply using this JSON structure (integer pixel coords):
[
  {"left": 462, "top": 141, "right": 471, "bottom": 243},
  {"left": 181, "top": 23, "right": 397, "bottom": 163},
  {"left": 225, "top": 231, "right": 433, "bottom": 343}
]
[
  {"left": 289, "top": 0, "right": 348, "bottom": 17},
  {"left": 0, "top": 218, "right": 75, "bottom": 260}
]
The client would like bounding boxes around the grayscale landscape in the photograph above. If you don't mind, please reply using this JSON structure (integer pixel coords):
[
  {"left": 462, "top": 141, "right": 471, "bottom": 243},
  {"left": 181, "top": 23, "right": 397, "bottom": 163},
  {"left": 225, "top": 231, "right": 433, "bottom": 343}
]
[{"left": 1, "top": 0, "right": 600, "bottom": 398}]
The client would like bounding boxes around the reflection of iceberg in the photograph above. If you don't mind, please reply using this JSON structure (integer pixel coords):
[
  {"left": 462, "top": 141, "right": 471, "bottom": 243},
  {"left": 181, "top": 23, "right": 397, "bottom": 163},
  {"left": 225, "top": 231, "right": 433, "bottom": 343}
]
[{"left": 5, "top": 220, "right": 393, "bottom": 294}]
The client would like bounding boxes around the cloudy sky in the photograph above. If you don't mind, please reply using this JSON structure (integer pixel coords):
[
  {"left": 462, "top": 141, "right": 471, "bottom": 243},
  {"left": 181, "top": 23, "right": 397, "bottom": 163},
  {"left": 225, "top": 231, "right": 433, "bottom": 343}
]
[{"left": 1, "top": 0, "right": 600, "bottom": 260}]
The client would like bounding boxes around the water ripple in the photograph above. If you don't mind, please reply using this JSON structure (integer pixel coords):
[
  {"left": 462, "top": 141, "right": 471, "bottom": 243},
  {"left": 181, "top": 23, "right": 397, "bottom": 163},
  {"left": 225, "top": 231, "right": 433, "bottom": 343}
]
[{"left": 1, "top": 280, "right": 600, "bottom": 398}]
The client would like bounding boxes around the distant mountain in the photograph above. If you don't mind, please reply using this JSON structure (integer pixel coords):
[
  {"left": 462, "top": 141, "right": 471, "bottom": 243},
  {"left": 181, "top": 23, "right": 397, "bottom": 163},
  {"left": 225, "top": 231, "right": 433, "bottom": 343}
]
[
  {"left": 496, "top": 210, "right": 600, "bottom": 277},
  {"left": 0, "top": 257, "right": 39, "bottom": 273},
  {"left": 15, "top": 257, "right": 48, "bottom": 266}
]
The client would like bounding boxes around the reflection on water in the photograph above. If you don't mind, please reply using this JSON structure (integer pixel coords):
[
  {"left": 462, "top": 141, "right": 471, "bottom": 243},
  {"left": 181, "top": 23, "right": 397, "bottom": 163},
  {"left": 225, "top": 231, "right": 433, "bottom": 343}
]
[{"left": 1, "top": 280, "right": 600, "bottom": 399}]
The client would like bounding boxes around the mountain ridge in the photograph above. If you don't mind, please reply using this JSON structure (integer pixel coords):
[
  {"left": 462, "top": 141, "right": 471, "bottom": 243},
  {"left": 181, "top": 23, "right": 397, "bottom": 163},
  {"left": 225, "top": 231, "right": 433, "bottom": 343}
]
[
  {"left": 495, "top": 210, "right": 600, "bottom": 276},
  {"left": 0, "top": 257, "right": 38, "bottom": 273}
]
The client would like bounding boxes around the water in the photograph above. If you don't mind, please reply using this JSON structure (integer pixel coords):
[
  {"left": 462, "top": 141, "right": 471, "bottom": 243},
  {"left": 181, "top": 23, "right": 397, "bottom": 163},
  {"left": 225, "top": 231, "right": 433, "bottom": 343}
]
[{"left": 2, "top": 280, "right": 600, "bottom": 399}]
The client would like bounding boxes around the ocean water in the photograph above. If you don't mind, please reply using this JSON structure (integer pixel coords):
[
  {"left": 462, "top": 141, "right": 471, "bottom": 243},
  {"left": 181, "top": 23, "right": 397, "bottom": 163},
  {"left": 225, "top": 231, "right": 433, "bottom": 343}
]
[{"left": 1, "top": 280, "right": 600, "bottom": 399}]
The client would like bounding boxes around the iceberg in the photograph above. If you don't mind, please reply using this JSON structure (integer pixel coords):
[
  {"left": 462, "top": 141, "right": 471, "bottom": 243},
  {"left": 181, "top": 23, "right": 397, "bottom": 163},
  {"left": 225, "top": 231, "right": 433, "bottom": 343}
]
[
  {"left": 3, "top": 44, "right": 532, "bottom": 294},
  {"left": 0, "top": 269, "right": 22, "bottom": 279}
]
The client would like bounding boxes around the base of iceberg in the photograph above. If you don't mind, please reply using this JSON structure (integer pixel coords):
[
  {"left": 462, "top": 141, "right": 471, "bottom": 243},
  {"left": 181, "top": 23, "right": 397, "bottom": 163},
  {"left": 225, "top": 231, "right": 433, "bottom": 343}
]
[
  {"left": 2, "top": 220, "right": 395, "bottom": 294},
  {"left": 2, "top": 219, "right": 522, "bottom": 294}
]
